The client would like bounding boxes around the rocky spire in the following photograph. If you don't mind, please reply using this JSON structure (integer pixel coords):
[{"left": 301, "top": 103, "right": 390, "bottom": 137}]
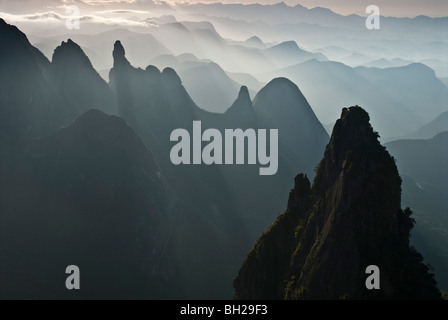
[
  {"left": 234, "top": 106, "right": 441, "bottom": 300},
  {"left": 112, "top": 40, "right": 131, "bottom": 68},
  {"left": 225, "top": 86, "right": 255, "bottom": 120}
]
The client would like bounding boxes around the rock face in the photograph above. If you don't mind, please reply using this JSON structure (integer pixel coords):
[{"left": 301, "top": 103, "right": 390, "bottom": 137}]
[{"left": 234, "top": 106, "right": 441, "bottom": 300}]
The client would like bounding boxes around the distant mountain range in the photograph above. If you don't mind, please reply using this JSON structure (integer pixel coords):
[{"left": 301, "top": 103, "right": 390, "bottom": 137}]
[
  {"left": 28, "top": 23, "right": 448, "bottom": 138},
  {"left": 262, "top": 59, "right": 448, "bottom": 139}
]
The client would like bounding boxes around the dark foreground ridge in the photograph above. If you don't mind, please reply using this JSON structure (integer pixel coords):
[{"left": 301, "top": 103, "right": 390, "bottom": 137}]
[{"left": 234, "top": 106, "right": 441, "bottom": 300}]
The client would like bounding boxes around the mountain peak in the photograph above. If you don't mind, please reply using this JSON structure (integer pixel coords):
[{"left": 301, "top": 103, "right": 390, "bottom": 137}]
[
  {"left": 331, "top": 106, "right": 378, "bottom": 151},
  {"left": 113, "top": 40, "right": 130, "bottom": 68},
  {"left": 253, "top": 77, "right": 312, "bottom": 115},
  {"left": 244, "top": 36, "right": 265, "bottom": 48},
  {"left": 253, "top": 77, "right": 328, "bottom": 175},
  {"left": 279, "top": 40, "right": 298, "bottom": 48},
  {"left": 234, "top": 105, "right": 441, "bottom": 300},
  {"left": 275, "top": 1, "right": 288, "bottom": 7},
  {"left": 51, "top": 38, "right": 116, "bottom": 119},
  {"left": 265, "top": 76, "right": 296, "bottom": 88},
  {"left": 52, "top": 39, "right": 92, "bottom": 67},
  {"left": 161, "top": 67, "right": 182, "bottom": 86},
  {"left": 225, "top": 86, "right": 254, "bottom": 119},
  {"left": 237, "top": 85, "right": 250, "bottom": 101},
  {"left": 0, "top": 17, "right": 32, "bottom": 48},
  {"left": 246, "top": 36, "right": 263, "bottom": 43},
  {"left": 269, "top": 41, "right": 301, "bottom": 52},
  {"left": 312, "top": 105, "right": 393, "bottom": 195}
]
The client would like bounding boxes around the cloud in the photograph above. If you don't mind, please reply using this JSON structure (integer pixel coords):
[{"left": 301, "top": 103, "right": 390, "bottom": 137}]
[{"left": 0, "top": 10, "right": 159, "bottom": 27}]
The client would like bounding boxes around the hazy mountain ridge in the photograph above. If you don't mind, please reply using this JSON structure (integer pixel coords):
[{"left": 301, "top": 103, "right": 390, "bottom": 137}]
[
  {"left": 0, "top": 18, "right": 117, "bottom": 144},
  {"left": 406, "top": 111, "right": 448, "bottom": 139},
  {"left": 262, "top": 59, "right": 448, "bottom": 138},
  {"left": 109, "top": 37, "right": 329, "bottom": 244},
  {"left": 386, "top": 132, "right": 448, "bottom": 288}
]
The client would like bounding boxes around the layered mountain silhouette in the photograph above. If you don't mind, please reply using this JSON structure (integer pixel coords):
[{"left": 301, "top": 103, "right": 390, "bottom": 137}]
[
  {"left": 263, "top": 41, "right": 327, "bottom": 68},
  {"left": 109, "top": 38, "right": 329, "bottom": 243},
  {"left": 51, "top": 39, "right": 117, "bottom": 120},
  {"left": 0, "top": 19, "right": 116, "bottom": 145},
  {"left": 1, "top": 18, "right": 443, "bottom": 299},
  {"left": 234, "top": 106, "right": 441, "bottom": 299},
  {"left": 262, "top": 59, "right": 448, "bottom": 138},
  {"left": 0, "top": 20, "right": 330, "bottom": 298}
]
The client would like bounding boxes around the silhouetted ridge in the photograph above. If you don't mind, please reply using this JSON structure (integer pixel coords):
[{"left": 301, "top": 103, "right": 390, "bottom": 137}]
[
  {"left": 312, "top": 106, "right": 389, "bottom": 193},
  {"left": 161, "top": 67, "right": 182, "bottom": 86},
  {"left": 236, "top": 85, "right": 251, "bottom": 105},
  {"left": 52, "top": 39, "right": 94, "bottom": 69},
  {"left": 146, "top": 65, "right": 162, "bottom": 75},
  {"left": 234, "top": 106, "right": 441, "bottom": 300},
  {"left": 276, "top": 40, "right": 299, "bottom": 49},
  {"left": 253, "top": 77, "right": 329, "bottom": 176},
  {"left": 51, "top": 39, "right": 117, "bottom": 118}
]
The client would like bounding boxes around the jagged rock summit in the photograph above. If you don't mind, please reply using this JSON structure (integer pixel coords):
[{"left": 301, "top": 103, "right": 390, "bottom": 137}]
[
  {"left": 112, "top": 40, "right": 131, "bottom": 68},
  {"left": 234, "top": 106, "right": 441, "bottom": 300}
]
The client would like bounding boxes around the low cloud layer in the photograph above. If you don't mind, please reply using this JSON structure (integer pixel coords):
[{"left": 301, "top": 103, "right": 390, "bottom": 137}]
[{"left": 0, "top": 0, "right": 447, "bottom": 17}]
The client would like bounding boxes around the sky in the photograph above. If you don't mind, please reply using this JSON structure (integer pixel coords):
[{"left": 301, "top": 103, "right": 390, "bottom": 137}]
[{"left": 0, "top": 0, "right": 447, "bottom": 17}]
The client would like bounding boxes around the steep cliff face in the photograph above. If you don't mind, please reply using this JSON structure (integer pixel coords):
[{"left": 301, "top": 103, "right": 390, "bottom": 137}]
[{"left": 234, "top": 106, "right": 441, "bottom": 300}]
